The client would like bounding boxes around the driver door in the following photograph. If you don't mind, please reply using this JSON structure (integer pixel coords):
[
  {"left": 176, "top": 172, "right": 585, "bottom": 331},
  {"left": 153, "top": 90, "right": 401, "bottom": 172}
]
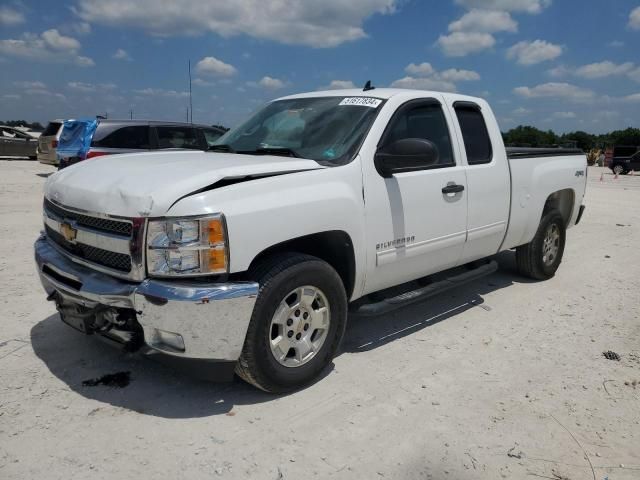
[{"left": 362, "top": 98, "right": 468, "bottom": 295}]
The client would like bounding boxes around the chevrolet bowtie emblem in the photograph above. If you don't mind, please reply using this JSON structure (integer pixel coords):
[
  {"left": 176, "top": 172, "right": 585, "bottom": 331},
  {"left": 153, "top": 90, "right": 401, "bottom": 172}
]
[{"left": 60, "top": 222, "right": 78, "bottom": 243}]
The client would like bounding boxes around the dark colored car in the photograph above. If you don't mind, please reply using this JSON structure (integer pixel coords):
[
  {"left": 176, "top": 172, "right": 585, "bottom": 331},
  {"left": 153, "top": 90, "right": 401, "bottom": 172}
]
[
  {"left": 0, "top": 125, "right": 38, "bottom": 159},
  {"left": 58, "top": 120, "right": 226, "bottom": 169},
  {"left": 606, "top": 145, "right": 640, "bottom": 175}
]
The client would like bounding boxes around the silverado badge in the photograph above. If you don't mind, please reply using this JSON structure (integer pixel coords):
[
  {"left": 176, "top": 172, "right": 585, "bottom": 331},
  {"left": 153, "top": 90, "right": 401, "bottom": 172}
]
[{"left": 60, "top": 222, "right": 78, "bottom": 243}]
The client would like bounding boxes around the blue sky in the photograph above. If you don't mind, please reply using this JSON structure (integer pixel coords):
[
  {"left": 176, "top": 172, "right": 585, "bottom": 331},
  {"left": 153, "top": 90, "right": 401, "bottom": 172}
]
[{"left": 1, "top": 0, "right": 639, "bottom": 133}]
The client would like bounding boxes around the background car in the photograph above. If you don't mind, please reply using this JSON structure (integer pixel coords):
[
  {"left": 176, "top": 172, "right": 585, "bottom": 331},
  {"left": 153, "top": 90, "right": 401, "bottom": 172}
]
[
  {"left": 0, "top": 125, "right": 38, "bottom": 159},
  {"left": 606, "top": 145, "right": 640, "bottom": 175},
  {"left": 37, "top": 120, "right": 64, "bottom": 165},
  {"left": 58, "top": 120, "right": 227, "bottom": 169}
]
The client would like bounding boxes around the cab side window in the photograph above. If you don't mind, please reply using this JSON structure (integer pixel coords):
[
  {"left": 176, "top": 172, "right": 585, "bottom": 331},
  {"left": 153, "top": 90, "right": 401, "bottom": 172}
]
[
  {"left": 383, "top": 102, "right": 454, "bottom": 167},
  {"left": 454, "top": 104, "right": 492, "bottom": 165}
]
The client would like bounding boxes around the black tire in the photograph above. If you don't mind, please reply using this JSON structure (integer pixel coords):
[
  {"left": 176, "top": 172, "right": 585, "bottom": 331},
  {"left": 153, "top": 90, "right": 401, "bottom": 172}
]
[
  {"left": 29, "top": 156, "right": 37, "bottom": 160},
  {"left": 612, "top": 164, "right": 626, "bottom": 175},
  {"left": 516, "top": 209, "right": 566, "bottom": 280},
  {"left": 235, "top": 253, "right": 347, "bottom": 393}
]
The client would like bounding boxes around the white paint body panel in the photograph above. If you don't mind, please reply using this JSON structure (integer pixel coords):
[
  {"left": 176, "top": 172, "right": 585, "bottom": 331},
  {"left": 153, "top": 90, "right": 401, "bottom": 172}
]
[{"left": 43, "top": 88, "right": 587, "bottom": 302}]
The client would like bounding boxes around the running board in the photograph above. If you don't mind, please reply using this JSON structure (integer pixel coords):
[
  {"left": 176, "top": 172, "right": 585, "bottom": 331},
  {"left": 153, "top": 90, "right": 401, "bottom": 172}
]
[{"left": 353, "top": 260, "right": 498, "bottom": 315}]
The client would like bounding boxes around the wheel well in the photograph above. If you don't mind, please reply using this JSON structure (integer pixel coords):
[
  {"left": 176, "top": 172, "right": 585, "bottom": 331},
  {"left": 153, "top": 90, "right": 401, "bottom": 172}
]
[
  {"left": 543, "top": 189, "right": 575, "bottom": 226},
  {"left": 248, "top": 231, "right": 356, "bottom": 298}
]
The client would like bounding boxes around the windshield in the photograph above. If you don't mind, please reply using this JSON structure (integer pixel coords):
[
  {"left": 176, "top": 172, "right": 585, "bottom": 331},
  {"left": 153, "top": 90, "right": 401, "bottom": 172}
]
[{"left": 213, "top": 96, "right": 384, "bottom": 165}]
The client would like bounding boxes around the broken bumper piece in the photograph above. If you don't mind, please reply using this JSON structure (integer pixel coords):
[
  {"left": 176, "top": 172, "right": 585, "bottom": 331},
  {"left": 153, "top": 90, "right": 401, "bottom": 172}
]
[{"left": 34, "top": 235, "right": 258, "bottom": 363}]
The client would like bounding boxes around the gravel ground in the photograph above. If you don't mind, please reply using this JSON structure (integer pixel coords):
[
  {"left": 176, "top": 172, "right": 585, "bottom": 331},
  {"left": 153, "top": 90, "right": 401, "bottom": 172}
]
[{"left": 1, "top": 161, "right": 639, "bottom": 480}]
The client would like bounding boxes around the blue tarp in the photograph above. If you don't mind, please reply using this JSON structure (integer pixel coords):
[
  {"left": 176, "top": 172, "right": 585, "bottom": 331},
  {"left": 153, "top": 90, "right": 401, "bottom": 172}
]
[{"left": 56, "top": 118, "right": 98, "bottom": 161}]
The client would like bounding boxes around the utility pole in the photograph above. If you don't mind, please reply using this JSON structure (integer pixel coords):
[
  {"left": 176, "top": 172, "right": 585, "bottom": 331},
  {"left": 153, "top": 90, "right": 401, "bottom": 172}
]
[
  {"left": 188, "top": 59, "right": 193, "bottom": 124},
  {"left": 129, "top": 109, "right": 133, "bottom": 120}
]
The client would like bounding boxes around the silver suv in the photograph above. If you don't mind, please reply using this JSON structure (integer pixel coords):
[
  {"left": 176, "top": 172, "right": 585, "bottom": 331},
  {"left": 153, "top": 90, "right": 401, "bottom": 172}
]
[
  {"left": 58, "top": 120, "right": 226, "bottom": 169},
  {"left": 38, "top": 120, "right": 64, "bottom": 165}
]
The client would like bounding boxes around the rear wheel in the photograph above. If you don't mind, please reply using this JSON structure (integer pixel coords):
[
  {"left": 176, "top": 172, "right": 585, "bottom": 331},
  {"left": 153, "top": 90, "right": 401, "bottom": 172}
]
[
  {"left": 612, "top": 164, "right": 626, "bottom": 175},
  {"left": 236, "top": 253, "right": 347, "bottom": 393},
  {"left": 516, "top": 209, "right": 566, "bottom": 280}
]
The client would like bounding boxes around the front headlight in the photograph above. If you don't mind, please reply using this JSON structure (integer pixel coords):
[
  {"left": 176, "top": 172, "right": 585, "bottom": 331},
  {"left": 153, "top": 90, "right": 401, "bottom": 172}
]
[{"left": 146, "top": 215, "right": 228, "bottom": 277}]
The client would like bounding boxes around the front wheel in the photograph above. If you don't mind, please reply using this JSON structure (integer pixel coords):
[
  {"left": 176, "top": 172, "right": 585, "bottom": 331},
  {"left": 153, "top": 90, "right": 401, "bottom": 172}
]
[
  {"left": 516, "top": 209, "right": 566, "bottom": 280},
  {"left": 236, "top": 253, "right": 347, "bottom": 393}
]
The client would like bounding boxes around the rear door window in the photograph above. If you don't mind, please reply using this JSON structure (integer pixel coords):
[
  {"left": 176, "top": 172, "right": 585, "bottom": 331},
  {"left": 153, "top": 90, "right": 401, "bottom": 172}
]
[
  {"left": 155, "top": 126, "right": 203, "bottom": 150},
  {"left": 92, "top": 126, "right": 151, "bottom": 149},
  {"left": 454, "top": 104, "right": 493, "bottom": 165},
  {"left": 42, "top": 122, "right": 62, "bottom": 136}
]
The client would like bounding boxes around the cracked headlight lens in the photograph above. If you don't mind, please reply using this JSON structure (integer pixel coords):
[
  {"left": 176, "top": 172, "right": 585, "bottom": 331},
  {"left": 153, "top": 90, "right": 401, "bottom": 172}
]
[{"left": 146, "top": 215, "right": 227, "bottom": 277}]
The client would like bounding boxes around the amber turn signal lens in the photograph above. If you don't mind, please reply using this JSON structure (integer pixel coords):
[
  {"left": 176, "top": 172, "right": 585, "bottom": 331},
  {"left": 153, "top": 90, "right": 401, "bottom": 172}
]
[
  {"left": 206, "top": 219, "right": 225, "bottom": 244},
  {"left": 205, "top": 247, "right": 226, "bottom": 272}
]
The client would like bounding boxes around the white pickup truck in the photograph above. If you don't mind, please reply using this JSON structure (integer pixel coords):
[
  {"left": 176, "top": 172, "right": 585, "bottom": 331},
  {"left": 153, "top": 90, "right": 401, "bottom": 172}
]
[{"left": 35, "top": 88, "right": 587, "bottom": 392}]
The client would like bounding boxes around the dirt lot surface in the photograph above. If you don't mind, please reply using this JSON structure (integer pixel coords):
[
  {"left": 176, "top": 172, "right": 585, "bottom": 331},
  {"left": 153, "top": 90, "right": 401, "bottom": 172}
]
[{"left": 1, "top": 160, "right": 639, "bottom": 479}]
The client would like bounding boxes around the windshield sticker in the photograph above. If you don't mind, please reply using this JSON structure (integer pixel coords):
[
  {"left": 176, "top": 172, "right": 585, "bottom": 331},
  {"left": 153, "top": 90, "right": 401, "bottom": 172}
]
[{"left": 339, "top": 97, "right": 382, "bottom": 108}]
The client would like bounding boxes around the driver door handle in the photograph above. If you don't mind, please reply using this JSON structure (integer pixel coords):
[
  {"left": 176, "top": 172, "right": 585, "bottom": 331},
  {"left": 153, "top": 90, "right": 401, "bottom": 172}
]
[{"left": 442, "top": 184, "right": 465, "bottom": 194}]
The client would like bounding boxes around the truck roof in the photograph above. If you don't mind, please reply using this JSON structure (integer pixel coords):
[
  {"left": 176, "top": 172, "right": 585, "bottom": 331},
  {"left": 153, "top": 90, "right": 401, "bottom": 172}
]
[{"left": 278, "top": 88, "right": 484, "bottom": 104}]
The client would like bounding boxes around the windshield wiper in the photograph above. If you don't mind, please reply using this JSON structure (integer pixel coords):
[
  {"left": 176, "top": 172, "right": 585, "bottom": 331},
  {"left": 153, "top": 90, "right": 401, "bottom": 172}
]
[
  {"left": 242, "top": 147, "right": 301, "bottom": 158},
  {"left": 208, "top": 144, "right": 236, "bottom": 153}
]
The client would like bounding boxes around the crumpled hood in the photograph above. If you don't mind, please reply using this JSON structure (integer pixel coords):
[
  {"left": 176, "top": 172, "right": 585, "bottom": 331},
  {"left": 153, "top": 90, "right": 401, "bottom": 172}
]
[{"left": 45, "top": 150, "right": 323, "bottom": 217}]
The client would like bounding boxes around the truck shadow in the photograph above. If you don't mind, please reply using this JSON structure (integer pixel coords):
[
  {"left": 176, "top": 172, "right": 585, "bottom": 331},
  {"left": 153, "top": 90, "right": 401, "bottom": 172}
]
[{"left": 30, "top": 251, "right": 531, "bottom": 418}]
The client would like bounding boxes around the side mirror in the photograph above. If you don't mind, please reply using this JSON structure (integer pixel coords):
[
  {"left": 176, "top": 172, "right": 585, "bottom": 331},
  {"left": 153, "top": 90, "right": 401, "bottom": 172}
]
[{"left": 374, "top": 138, "right": 439, "bottom": 178}]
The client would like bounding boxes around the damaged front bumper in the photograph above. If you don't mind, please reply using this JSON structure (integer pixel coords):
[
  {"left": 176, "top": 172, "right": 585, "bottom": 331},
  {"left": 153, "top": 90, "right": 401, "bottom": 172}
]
[{"left": 34, "top": 235, "right": 258, "bottom": 367}]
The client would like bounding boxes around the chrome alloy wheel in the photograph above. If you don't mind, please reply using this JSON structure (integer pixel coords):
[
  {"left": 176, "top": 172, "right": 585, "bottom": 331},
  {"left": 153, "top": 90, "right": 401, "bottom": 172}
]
[
  {"left": 268, "top": 286, "right": 331, "bottom": 367},
  {"left": 542, "top": 223, "right": 560, "bottom": 266},
  {"left": 613, "top": 164, "right": 624, "bottom": 175}
]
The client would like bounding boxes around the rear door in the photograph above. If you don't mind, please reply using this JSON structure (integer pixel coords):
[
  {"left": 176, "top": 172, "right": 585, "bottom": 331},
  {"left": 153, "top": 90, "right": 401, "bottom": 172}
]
[
  {"left": 445, "top": 99, "right": 510, "bottom": 262},
  {"left": 362, "top": 97, "right": 468, "bottom": 294}
]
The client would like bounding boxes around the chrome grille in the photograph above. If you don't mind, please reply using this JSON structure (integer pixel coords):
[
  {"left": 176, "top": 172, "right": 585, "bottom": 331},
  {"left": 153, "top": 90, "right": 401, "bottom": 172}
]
[
  {"left": 44, "top": 198, "right": 132, "bottom": 237},
  {"left": 42, "top": 199, "right": 145, "bottom": 280},
  {"left": 45, "top": 225, "right": 132, "bottom": 272}
]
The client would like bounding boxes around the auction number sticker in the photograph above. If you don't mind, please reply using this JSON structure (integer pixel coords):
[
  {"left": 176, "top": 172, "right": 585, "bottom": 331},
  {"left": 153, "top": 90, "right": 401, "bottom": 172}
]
[{"left": 339, "top": 97, "right": 382, "bottom": 108}]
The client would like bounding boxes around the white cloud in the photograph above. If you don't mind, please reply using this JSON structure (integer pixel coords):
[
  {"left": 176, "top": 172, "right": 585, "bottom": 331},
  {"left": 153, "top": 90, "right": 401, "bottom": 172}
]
[
  {"left": 625, "top": 93, "right": 640, "bottom": 102},
  {"left": 574, "top": 61, "right": 634, "bottom": 79},
  {"left": 628, "top": 67, "right": 640, "bottom": 83},
  {"left": 14, "top": 80, "right": 46, "bottom": 90},
  {"left": 513, "top": 82, "right": 594, "bottom": 100},
  {"left": 41, "top": 29, "right": 81, "bottom": 50},
  {"left": 0, "top": 6, "right": 25, "bottom": 25},
  {"left": 68, "top": 81, "right": 116, "bottom": 92},
  {"left": 439, "top": 68, "right": 481, "bottom": 81},
  {"left": 195, "top": 56, "right": 237, "bottom": 77},
  {"left": 134, "top": 88, "right": 189, "bottom": 98},
  {"left": 113, "top": 48, "right": 132, "bottom": 61},
  {"left": 506, "top": 39, "right": 562, "bottom": 65},
  {"left": 405, "top": 62, "right": 435, "bottom": 76},
  {"left": 248, "top": 76, "right": 287, "bottom": 89},
  {"left": 70, "top": 22, "right": 92, "bottom": 35},
  {"left": 449, "top": 9, "right": 517, "bottom": 33},
  {"left": 2, "top": 94, "right": 21, "bottom": 100},
  {"left": 608, "top": 40, "right": 624, "bottom": 48},
  {"left": 513, "top": 107, "right": 530, "bottom": 115},
  {"left": 192, "top": 78, "right": 215, "bottom": 87},
  {"left": 321, "top": 80, "right": 357, "bottom": 90},
  {"left": 390, "top": 76, "right": 457, "bottom": 92},
  {"left": 629, "top": 6, "right": 640, "bottom": 30},
  {"left": 454, "top": 0, "right": 552, "bottom": 14},
  {"left": 547, "top": 65, "right": 569, "bottom": 77},
  {"left": 0, "top": 29, "right": 93, "bottom": 66},
  {"left": 392, "top": 63, "right": 480, "bottom": 92},
  {"left": 552, "top": 111, "right": 576, "bottom": 119},
  {"left": 437, "top": 31, "right": 495, "bottom": 57},
  {"left": 75, "top": 0, "right": 398, "bottom": 48}
]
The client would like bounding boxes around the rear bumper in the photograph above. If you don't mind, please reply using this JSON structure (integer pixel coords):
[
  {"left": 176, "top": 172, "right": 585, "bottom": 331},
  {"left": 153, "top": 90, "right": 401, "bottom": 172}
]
[{"left": 34, "top": 235, "right": 258, "bottom": 362}]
